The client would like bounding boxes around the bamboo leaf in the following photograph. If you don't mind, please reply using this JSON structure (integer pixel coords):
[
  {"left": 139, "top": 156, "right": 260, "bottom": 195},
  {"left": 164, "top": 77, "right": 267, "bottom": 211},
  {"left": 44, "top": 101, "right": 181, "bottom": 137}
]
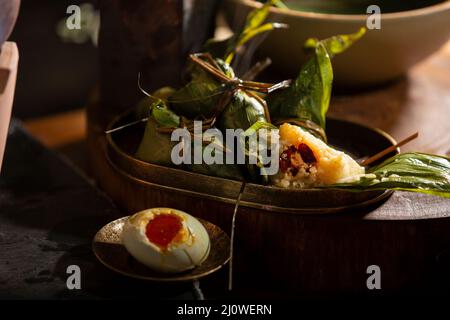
[
  {"left": 239, "top": 120, "right": 278, "bottom": 183},
  {"left": 135, "top": 117, "right": 177, "bottom": 166},
  {"left": 205, "top": 0, "right": 286, "bottom": 64},
  {"left": 330, "top": 153, "right": 450, "bottom": 198},
  {"left": 168, "top": 82, "right": 224, "bottom": 118},
  {"left": 242, "top": 120, "right": 278, "bottom": 136},
  {"left": 168, "top": 58, "right": 233, "bottom": 118},
  {"left": 225, "top": 24, "right": 287, "bottom": 64},
  {"left": 273, "top": 0, "right": 287, "bottom": 8},
  {"left": 244, "top": 0, "right": 283, "bottom": 31},
  {"left": 135, "top": 87, "right": 176, "bottom": 119},
  {"left": 151, "top": 101, "right": 180, "bottom": 128},
  {"left": 151, "top": 86, "right": 176, "bottom": 102},
  {"left": 305, "top": 27, "right": 366, "bottom": 57},
  {"left": 217, "top": 91, "right": 267, "bottom": 132},
  {"left": 268, "top": 28, "right": 365, "bottom": 139}
]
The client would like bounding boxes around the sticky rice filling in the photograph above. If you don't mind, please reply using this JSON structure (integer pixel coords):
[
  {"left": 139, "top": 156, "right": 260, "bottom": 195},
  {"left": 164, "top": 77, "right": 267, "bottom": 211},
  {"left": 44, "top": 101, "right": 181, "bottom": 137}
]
[{"left": 273, "top": 123, "right": 365, "bottom": 188}]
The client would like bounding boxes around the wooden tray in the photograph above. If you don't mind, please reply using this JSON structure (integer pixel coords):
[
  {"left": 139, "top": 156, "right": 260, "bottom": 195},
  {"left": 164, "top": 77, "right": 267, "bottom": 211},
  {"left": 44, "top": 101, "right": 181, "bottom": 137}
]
[
  {"left": 106, "top": 111, "right": 397, "bottom": 214},
  {"left": 87, "top": 42, "right": 450, "bottom": 296}
]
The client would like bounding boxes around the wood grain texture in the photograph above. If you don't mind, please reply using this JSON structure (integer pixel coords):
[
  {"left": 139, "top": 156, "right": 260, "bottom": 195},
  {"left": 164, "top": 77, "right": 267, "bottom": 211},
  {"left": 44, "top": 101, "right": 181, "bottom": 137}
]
[
  {"left": 24, "top": 109, "right": 86, "bottom": 148},
  {"left": 95, "top": 0, "right": 218, "bottom": 129},
  {"left": 0, "top": 42, "right": 18, "bottom": 172},
  {"left": 0, "top": 42, "right": 17, "bottom": 93},
  {"left": 93, "top": 0, "right": 182, "bottom": 130}
]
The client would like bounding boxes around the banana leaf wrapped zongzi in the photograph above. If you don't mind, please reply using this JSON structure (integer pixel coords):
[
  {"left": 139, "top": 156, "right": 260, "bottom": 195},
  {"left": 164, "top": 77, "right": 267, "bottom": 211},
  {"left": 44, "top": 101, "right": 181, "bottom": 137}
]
[{"left": 130, "top": 0, "right": 450, "bottom": 199}]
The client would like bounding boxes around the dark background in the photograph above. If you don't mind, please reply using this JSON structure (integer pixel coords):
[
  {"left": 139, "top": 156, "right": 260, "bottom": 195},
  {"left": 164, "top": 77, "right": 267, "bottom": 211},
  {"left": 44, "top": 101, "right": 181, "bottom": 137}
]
[{"left": 9, "top": 0, "right": 98, "bottom": 119}]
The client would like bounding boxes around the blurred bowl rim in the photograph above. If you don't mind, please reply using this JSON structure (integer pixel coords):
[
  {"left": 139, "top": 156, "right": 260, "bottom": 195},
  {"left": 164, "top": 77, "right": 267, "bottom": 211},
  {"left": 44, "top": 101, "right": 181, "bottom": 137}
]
[
  {"left": 0, "top": 0, "right": 21, "bottom": 45},
  {"left": 231, "top": 0, "right": 450, "bottom": 21}
]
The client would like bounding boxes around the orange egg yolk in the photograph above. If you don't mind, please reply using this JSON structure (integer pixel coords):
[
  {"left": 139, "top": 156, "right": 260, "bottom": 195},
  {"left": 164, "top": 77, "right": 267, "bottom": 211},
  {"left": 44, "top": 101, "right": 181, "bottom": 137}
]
[{"left": 145, "top": 214, "right": 183, "bottom": 249}]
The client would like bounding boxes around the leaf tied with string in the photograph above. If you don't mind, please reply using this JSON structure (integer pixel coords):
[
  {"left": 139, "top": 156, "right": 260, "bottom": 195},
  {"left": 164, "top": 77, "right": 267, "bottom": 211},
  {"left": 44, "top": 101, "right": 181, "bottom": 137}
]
[{"left": 268, "top": 28, "right": 366, "bottom": 142}]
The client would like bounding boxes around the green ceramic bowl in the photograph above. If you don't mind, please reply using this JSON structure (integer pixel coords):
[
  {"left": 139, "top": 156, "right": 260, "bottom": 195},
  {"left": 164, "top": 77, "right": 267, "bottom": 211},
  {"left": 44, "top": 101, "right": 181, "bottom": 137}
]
[
  {"left": 224, "top": 0, "right": 450, "bottom": 87},
  {"left": 279, "top": 0, "right": 445, "bottom": 14}
]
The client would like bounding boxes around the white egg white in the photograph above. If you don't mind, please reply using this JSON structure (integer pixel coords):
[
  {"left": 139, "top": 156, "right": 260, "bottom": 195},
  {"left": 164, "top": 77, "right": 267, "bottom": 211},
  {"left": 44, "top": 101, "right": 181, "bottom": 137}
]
[{"left": 121, "top": 208, "right": 210, "bottom": 273}]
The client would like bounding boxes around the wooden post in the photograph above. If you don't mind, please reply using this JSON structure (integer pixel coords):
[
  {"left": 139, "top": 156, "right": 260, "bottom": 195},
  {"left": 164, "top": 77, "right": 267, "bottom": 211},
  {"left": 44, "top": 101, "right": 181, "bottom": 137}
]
[
  {"left": 88, "top": 0, "right": 219, "bottom": 182},
  {"left": 92, "top": 0, "right": 219, "bottom": 129},
  {"left": 0, "top": 42, "right": 19, "bottom": 172}
]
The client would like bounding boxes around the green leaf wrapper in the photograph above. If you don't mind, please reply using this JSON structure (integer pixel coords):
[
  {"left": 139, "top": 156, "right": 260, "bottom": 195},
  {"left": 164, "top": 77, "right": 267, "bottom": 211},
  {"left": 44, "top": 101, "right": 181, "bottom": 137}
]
[
  {"left": 135, "top": 99, "right": 180, "bottom": 166},
  {"left": 330, "top": 153, "right": 450, "bottom": 198},
  {"left": 268, "top": 28, "right": 366, "bottom": 140}
]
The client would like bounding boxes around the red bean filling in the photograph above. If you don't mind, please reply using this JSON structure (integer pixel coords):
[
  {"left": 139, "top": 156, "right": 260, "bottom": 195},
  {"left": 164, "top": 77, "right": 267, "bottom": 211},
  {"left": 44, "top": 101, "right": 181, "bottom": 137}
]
[
  {"left": 297, "top": 143, "right": 317, "bottom": 164},
  {"left": 145, "top": 214, "right": 182, "bottom": 249},
  {"left": 279, "top": 143, "right": 317, "bottom": 176}
]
